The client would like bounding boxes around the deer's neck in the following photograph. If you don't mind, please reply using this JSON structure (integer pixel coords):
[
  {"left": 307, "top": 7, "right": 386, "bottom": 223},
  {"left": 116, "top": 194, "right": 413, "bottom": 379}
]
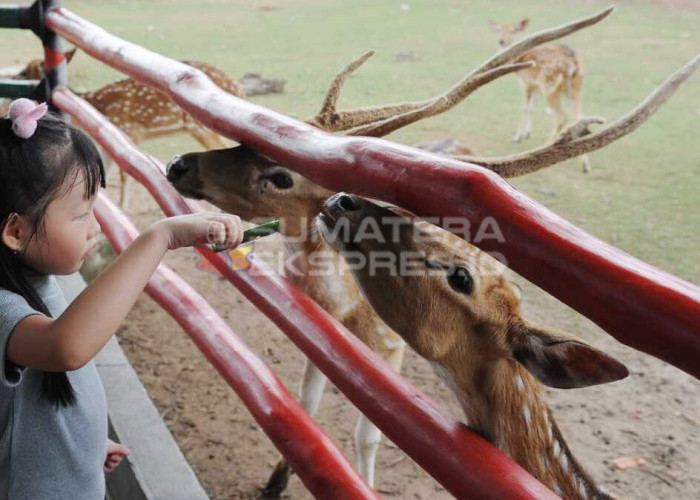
[
  {"left": 436, "top": 359, "right": 611, "bottom": 500},
  {"left": 281, "top": 227, "right": 365, "bottom": 321}
]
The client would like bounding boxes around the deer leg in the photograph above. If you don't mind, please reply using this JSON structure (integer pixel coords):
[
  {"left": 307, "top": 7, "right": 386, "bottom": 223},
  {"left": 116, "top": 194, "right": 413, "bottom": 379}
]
[
  {"left": 262, "top": 359, "right": 327, "bottom": 498},
  {"left": 355, "top": 415, "right": 382, "bottom": 487},
  {"left": 187, "top": 122, "right": 229, "bottom": 150},
  {"left": 354, "top": 340, "right": 405, "bottom": 488},
  {"left": 97, "top": 146, "right": 131, "bottom": 211},
  {"left": 569, "top": 72, "right": 591, "bottom": 173},
  {"left": 514, "top": 86, "right": 535, "bottom": 143},
  {"left": 119, "top": 169, "right": 131, "bottom": 211},
  {"left": 546, "top": 92, "right": 568, "bottom": 143}
]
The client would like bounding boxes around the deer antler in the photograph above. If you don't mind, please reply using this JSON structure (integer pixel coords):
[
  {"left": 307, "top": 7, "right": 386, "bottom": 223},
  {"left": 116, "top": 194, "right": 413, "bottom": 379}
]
[
  {"left": 451, "top": 52, "right": 700, "bottom": 177},
  {"left": 477, "top": 6, "right": 613, "bottom": 77},
  {"left": 310, "top": 6, "right": 614, "bottom": 137},
  {"left": 345, "top": 61, "right": 534, "bottom": 138}
]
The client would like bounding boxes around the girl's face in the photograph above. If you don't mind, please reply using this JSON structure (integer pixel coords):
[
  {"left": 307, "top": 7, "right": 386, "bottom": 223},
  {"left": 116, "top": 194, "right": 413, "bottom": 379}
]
[{"left": 22, "top": 170, "right": 102, "bottom": 275}]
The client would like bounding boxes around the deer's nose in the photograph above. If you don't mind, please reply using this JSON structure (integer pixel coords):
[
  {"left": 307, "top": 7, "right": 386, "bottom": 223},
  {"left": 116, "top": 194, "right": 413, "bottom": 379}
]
[
  {"left": 166, "top": 155, "right": 189, "bottom": 182},
  {"left": 326, "top": 192, "right": 360, "bottom": 217}
]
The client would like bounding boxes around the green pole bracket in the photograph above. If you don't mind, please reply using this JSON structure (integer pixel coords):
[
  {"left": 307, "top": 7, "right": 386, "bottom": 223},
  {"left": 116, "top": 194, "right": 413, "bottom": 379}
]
[
  {"left": 0, "top": 5, "right": 23, "bottom": 29},
  {"left": 0, "top": 79, "right": 38, "bottom": 99}
]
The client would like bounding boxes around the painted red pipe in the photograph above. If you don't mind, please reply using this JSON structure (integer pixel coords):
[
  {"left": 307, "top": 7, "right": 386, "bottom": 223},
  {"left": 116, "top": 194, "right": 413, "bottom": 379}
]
[
  {"left": 47, "top": 7, "right": 700, "bottom": 380},
  {"left": 53, "top": 89, "right": 558, "bottom": 499},
  {"left": 92, "top": 193, "right": 378, "bottom": 500}
]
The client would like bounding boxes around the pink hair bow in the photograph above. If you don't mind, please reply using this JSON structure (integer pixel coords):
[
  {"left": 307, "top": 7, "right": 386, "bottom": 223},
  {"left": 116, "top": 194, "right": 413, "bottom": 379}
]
[{"left": 8, "top": 98, "right": 48, "bottom": 139}]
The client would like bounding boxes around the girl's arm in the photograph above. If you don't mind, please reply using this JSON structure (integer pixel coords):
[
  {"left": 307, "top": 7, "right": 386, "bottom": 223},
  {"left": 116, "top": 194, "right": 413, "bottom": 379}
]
[{"left": 7, "top": 213, "right": 242, "bottom": 372}]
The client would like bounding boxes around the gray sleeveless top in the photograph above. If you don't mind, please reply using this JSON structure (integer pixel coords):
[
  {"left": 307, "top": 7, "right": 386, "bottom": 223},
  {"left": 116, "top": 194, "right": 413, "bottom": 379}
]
[{"left": 0, "top": 271, "right": 107, "bottom": 499}]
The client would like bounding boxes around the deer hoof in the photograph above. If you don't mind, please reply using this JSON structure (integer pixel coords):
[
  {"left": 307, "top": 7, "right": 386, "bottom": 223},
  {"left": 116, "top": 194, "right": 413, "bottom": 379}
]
[
  {"left": 581, "top": 158, "right": 591, "bottom": 173},
  {"left": 512, "top": 134, "right": 522, "bottom": 143},
  {"left": 261, "top": 462, "right": 293, "bottom": 498}
]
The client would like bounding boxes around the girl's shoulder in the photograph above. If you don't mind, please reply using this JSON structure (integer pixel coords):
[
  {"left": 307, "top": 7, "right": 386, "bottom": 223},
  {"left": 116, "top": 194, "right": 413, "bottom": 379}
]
[{"left": 0, "top": 286, "right": 32, "bottom": 309}]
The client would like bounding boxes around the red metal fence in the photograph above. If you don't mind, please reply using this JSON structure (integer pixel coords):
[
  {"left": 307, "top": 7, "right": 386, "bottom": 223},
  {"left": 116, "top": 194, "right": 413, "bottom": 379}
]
[
  {"left": 54, "top": 86, "right": 557, "bottom": 500},
  {"left": 46, "top": 7, "right": 700, "bottom": 381},
  {"left": 94, "top": 192, "right": 378, "bottom": 500}
]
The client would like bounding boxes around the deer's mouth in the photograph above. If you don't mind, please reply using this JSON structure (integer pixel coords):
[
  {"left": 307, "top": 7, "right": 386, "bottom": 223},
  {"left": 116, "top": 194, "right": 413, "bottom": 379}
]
[
  {"left": 315, "top": 210, "right": 338, "bottom": 243},
  {"left": 175, "top": 187, "right": 212, "bottom": 202}
]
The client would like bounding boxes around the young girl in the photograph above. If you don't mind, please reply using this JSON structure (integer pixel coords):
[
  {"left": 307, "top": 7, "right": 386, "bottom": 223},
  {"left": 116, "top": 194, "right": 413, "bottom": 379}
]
[{"left": 0, "top": 99, "right": 243, "bottom": 499}]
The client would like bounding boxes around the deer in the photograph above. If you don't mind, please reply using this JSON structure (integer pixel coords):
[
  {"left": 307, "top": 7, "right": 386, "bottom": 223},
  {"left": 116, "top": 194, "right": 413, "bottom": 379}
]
[
  {"left": 489, "top": 18, "right": 590, "bottom": 171},
  {"left": 316, "top": 192, "right": 629, "bottom": 499},
  {"left": 6, "top": 48, "right": 246, "bottom": 211},
  {"left": 164, "top": 7, "right": 699, "bottom": 495}
]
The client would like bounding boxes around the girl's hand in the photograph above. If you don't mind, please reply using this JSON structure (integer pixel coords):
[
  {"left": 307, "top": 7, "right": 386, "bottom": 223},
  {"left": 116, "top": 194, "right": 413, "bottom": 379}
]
[
  {"left": 104, "top": 438, "right": 130, "bottom": 474},
  {"left": 148, "top": 212, "right": 243, "bottom": 251}
]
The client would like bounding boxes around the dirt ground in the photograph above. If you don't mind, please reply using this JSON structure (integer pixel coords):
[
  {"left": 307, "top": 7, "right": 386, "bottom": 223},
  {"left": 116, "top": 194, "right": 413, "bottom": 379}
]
[{"left": 91, "top": 162, "right": 700, "bottom": 500}]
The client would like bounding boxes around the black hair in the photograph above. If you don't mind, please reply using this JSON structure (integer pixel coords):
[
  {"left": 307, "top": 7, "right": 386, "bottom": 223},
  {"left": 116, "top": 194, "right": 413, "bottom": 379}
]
[{"left": 0, "top": 110, "right": 105, "bottom": 407}]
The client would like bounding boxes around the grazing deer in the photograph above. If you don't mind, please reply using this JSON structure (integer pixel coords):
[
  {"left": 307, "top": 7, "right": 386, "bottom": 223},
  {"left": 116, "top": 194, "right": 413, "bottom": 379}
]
[
  {"left": 7, "top": 49, "right": 245, "bottom": 210},
  {"left": 317, "top": 193, "right": 628, "bottom": 499},
  {"left": 489, "top": 18, "right": 590, "bottom": 171},
  {"left": 165, "top": 8, "right": 698, "bottom": 495},
  {"left": 81, "top": 59, "right": 245, "bottom": 210}
]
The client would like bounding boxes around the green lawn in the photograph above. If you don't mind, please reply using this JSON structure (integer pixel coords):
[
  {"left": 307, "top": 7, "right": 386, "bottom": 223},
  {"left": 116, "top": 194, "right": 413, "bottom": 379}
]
[{"left": 1, "top": 0, "right": 698, "bottom": 282}]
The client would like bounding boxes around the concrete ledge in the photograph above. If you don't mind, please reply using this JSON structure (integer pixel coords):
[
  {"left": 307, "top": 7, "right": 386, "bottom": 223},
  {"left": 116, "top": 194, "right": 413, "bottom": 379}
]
[{"left": 56, "top": 272, "right": 209, "bottom": 500}]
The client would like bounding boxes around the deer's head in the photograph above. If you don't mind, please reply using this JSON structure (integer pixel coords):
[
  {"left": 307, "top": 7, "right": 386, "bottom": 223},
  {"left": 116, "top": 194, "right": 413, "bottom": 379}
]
[
  {"left": 489, "top": 19, "right": 529, "bottom": 48},
  {"left": 166, "top": 146, "right": 334, "bottom": 237},
  {"left": 317, "top": 193, "right": 628, "bottom": 388}
]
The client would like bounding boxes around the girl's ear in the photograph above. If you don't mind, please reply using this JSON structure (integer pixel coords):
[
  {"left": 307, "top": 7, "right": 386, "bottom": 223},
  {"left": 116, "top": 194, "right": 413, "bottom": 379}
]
[
  {"left": 1, "top": 213, "right": 30, "bottom": 252},
  {"left": 510, "top": 321, "right": 628, "bottom": 389}
]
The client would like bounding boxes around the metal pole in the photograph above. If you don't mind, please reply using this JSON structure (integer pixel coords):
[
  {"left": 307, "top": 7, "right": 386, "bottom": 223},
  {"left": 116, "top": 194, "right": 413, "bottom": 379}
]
[
  {"left": 0, "top": 79, "right": 39, "bottom": 99},
  {"left": 0, "top": 5, "right": 23, "bottom": 28}
]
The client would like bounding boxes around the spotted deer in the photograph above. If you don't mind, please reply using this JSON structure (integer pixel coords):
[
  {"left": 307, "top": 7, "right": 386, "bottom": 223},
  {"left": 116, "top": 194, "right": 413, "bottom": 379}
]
[
  {"left": 7, "top": 49, "right": 245, "bottom": 210},
  {"left": 317, "top": 192, "right": 628, "bottom": 499},
  {"left": 164, "top": 8, "right": 698, "bottom": 495},
  {"left": 489, "top": 18, "right": 589, "bottom": 171}
]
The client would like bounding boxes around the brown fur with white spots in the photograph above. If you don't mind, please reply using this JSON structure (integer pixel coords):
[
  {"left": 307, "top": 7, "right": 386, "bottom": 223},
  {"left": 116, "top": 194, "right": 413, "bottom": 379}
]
[
  {"left": 489, "top": 19, "right": 590, "bottom": 171},
  {"left": 318, "top": 193, "right": 628, "bottom": 499}
]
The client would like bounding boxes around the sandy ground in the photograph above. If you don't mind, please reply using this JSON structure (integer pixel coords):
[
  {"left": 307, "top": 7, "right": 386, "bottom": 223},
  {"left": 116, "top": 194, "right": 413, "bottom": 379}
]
[{"left": 95, "top": 166, "right": 700, "bottom": 500}]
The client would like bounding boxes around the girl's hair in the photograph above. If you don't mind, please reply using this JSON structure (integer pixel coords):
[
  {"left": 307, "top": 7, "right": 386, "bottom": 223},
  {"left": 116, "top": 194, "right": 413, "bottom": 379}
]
[{"left": 0, "top": 110, "right": 105, "bottom": 407}]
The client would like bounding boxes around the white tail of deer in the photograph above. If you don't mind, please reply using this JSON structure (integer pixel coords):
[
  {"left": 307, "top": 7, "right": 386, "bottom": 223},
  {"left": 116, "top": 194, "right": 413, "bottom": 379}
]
[{"left": 318, "top": 193, "right": 629, "bottom": 499}]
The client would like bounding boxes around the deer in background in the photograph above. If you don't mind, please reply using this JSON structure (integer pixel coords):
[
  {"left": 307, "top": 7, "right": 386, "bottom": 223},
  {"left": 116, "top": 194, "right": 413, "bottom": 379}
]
[
  {"left": 6, "top": 49, "right": 245, "bottom": 210},
  {"left": 489, "top": 18, "right": 590, "bottom": 171},
  {"left": 164, "top": 8, "right": 699, "bottom": 495},
  {"left": 317, "top": 193, "right": 628, "bottom": 499}
]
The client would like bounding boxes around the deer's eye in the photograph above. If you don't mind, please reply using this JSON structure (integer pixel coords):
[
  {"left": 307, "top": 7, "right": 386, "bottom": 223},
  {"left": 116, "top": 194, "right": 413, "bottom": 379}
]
[
  {"left": 267, "top": 171, "right": 293, "bottom": 189},
  {"left": 447, "top": 266, "right": 473, "bottom": 295}
]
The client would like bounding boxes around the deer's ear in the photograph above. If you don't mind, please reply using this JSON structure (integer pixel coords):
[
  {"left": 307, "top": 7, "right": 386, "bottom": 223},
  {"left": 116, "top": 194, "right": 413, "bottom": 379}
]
[
  {"left": 517, "top": 18, "right": 530, "bottom": 31},
  {"left": 511, "top": 322, "right": 628, "bottom": 389},
  {"left": 381, "top": 203, "right": 416, "bottom": 221},
  {"left": 65, "top": 47, "right": 78, "bottom": 63}
]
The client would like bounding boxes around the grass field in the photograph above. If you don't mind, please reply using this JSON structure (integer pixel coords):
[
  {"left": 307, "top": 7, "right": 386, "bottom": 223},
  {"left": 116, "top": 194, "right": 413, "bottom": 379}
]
[{"left": 1, "top": 0, "right": 698, "bottom": 284}]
